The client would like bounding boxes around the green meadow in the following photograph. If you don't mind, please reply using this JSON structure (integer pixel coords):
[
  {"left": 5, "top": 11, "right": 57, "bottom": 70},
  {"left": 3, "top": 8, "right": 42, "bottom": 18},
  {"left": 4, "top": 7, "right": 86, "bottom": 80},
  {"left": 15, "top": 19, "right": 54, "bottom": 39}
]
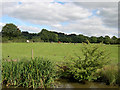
[{"left": 2, "top": 42, "right": 118, "bottom": 64}]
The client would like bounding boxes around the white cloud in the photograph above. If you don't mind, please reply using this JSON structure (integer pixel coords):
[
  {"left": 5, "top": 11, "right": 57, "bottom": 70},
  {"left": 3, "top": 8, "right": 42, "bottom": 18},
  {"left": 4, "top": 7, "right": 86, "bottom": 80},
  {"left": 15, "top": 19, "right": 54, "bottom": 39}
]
[
  {"left": 96, "top": 10, "right": 100, "bottom": 15},
  {"left": 18, "top": 25, "right": 41, "bottom": 33},
  {"left": 0, "top": 22, "right": 6, "bottom": 31},
  {"left": 51, "top": 16, "right": 118, "bottom": 37},
  {"left": 98, "top": 7, "right": 118, "bottom": 28},
  {"left": 73, "top": 2, "right": 118, "bottom": 28},
  {"left": 1, "top": 2, "right": 118, "bottom": 37},
  {"left": 2, "top": 2, "right": 92, "bottom": 25}
]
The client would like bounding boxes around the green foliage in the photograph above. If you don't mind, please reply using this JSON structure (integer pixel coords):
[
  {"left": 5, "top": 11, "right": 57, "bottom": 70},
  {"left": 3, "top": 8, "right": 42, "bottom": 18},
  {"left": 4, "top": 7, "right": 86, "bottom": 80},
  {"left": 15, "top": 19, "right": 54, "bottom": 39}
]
[
  {"left": 31, "top": 36, "right": 42, "bottom": 42},
  {"left": 58, "top": 42, "right": 110, "bottom": 82},
  {"left": 104, "top": 36, "right": 111, "bottom": 44},
  {"left": 111, "top": 36, "right": 117, "bottom": 44},
  {"left": 117, "top": 38, "right": 120, "bottom": 44},
  {"left": 2, "top": 36, "right": 26, "bottom": 43},
  {"left": 78, "top": 34, "right": 86, "bottom": 43},
  {"left": 90, "top": 36, "right": 97, "bottom": 43},
  {"left": 97, "top": 36, "right": 104, "bottom": 43},
  {"left": 2, "top": 58, "right": 57, "bottom": 88},
  {"left": 2, "top": 37, "right": 9, "bottom": 43},
  {"left": 2, "top": 23, "right": 21, "bottom": 38},
  {"left": 39, "top": 29, "right": 58, "bottom": 42}
]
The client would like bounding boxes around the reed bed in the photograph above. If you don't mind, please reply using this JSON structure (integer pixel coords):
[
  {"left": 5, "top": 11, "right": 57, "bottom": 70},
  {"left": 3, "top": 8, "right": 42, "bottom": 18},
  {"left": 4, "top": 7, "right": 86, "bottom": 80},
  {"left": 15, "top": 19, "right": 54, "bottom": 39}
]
[
  {"left": 98, "top": 64, "right": 119, "bottom": 86},
  {"left": 2, "top": 58, "right": 57, "bottom": 88}
]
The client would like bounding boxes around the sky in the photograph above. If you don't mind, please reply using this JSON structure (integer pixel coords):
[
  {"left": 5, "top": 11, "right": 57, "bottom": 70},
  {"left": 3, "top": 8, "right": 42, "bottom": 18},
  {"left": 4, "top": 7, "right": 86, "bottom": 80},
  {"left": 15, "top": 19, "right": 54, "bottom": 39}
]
[{"left": 0, "top": 0, "right": 119, "bottom": 37}]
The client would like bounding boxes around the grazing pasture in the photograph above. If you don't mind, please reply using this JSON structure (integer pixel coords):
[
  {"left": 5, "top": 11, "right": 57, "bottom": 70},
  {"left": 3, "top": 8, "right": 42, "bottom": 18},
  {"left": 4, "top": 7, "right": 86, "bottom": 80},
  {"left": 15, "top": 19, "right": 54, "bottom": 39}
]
[{"left": 2, "top": 42, "right": 118, "bottom": 64}]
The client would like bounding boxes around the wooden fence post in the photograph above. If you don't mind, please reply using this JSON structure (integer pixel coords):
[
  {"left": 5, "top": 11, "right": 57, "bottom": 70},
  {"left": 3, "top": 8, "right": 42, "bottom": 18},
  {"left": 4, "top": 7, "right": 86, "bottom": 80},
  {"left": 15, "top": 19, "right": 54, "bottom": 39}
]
[{"left": 32, "top": 49, "right": 33, "bottom": 59}]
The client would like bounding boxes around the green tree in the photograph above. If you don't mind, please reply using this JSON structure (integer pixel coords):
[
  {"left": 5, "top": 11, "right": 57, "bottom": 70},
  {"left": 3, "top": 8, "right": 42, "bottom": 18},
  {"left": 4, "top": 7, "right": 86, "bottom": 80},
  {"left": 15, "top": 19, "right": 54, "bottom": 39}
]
[
  {"left": 78, "top": 34, "right": 86, "bottom": 43},
  {"left": 90, "top": 36, "right": 97, "bottom": 43},
  {"left": 2, "top": 23, "right": 21, "bottom": 38},
  {"left": 38, "top": 29, "right": 49, "bottom": 42},
  {"left": 111, "top": 36, "right": 117, "bottom": 44},
  {"left": 31, "top": 36, "right": 42, "bottom": 42},
  {"left": 38, "top": 29, "right": 58, "bottom": 42},
  {"left": 117, "top": 38, "right": 120, "bottom": 44},
  {"left": 97, "top": 36, "right": 104, "bottom": 43},
  {"left": 104, "top": 36, "right": 111, "bottom": 44}
]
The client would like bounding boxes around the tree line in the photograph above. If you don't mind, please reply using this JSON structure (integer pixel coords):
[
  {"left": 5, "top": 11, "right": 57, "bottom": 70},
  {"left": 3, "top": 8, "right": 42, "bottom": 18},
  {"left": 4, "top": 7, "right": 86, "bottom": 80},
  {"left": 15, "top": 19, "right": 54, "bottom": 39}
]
[{"left": 1, "top": 23, "right": 120, "bottom": 44}]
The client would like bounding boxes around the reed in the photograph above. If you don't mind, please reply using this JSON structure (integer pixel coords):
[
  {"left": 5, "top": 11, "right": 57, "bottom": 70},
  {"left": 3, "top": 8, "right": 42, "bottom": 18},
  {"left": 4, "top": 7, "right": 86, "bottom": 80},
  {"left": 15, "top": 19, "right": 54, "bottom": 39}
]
[
  {"left": 2, "top": 57, "right": 57, "bottom": 88},
  {"left": 98, "top": 65, "right": 119, "bottom": 85}
]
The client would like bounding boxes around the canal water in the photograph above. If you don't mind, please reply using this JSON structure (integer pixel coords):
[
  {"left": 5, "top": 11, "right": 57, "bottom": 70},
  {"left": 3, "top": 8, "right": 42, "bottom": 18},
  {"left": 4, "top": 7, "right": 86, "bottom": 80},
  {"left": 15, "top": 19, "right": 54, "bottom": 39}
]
[
  {"left": 2, "top": 79, "right": 119, "bottom": 89},
  {"left": 56, "top": 79, "right": 118, "bottom": 88}
]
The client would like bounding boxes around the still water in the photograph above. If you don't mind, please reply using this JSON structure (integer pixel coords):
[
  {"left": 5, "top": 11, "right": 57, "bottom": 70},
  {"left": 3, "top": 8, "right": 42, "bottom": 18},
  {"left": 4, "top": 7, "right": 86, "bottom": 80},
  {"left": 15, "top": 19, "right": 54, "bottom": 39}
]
[
  {"left": 56, "top": 79, "right": 118, "bottom": 88},
  {"left": 2, "top": 79, "right": 119, "bottom": 90}
]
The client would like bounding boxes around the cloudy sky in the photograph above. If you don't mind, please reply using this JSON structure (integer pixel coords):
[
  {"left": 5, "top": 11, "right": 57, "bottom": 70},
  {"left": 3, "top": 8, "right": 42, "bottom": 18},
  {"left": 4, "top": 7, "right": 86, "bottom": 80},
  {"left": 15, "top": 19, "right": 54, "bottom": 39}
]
[{"left": 0, "top": 0, "right": 119, "bottom": 37}]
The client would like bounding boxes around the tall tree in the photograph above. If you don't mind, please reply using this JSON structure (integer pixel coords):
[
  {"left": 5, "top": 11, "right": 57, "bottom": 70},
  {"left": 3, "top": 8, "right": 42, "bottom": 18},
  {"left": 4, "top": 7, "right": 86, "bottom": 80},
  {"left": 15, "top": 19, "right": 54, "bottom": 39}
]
[
  {"left": 97, "top": 36, "right": 104, "bottom": 43},
  {"left": 78, "top": 34, "right": 86, "bottom": 43},
  {"left": 111, "top": 36, "right": 117, "bottom": 44},
  {"left": 38, "top": 29, "right": 58, "bottom": 42},
  {"left": 104, "top": 36, "right": 111, "bottom": 44},
  {"left": 2, "top": 23, "right": 21, "bottom": 38},
  {"left": 90, "top": 36, "right": 97, "bottom": 43}
]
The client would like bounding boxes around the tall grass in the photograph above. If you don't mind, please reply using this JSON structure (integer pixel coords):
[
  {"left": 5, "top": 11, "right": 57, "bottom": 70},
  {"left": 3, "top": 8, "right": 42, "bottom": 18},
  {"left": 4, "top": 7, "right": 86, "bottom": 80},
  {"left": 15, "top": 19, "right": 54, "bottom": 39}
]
[
  {"left": 2, "top": 58, "right": 57, "bottom": 88},
  {"left": 98, "top": 65, "right": 119, "bottom": 85}
]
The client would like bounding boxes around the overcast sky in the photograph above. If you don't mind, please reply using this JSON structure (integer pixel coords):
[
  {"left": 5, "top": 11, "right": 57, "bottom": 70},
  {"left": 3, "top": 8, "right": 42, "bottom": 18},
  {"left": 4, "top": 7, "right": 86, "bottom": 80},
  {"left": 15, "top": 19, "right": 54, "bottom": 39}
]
[{"left": 0, "top": 0, "right": 119, "bottom": 37}]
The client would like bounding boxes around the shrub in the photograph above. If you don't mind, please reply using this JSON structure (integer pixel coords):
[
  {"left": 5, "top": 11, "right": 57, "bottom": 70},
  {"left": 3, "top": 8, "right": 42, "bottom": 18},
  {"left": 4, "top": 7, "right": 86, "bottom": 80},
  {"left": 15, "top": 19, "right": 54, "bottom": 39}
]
[
  {"left": 2, "top": 58, "right": 57, "bottom": 88},
  {"left": 58, "top": 42, "right": 110, "bottom": 82}
]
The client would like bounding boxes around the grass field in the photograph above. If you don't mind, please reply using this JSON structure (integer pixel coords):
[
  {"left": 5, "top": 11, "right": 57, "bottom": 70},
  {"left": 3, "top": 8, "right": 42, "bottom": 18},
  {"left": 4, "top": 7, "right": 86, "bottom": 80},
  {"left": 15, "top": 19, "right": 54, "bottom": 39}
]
[{"left": 2, "top": 42, "right": 118, "bottom": 64}]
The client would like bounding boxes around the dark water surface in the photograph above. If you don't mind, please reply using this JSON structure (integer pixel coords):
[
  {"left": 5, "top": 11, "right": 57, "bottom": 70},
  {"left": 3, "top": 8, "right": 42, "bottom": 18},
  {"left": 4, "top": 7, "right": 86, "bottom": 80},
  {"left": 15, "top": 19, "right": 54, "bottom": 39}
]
[
  {"left": 56, "top": 79, "right": 119, "bottom": 88},
  {"left": 1, "top": 79, "right": 119, "bottom": 90}
]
